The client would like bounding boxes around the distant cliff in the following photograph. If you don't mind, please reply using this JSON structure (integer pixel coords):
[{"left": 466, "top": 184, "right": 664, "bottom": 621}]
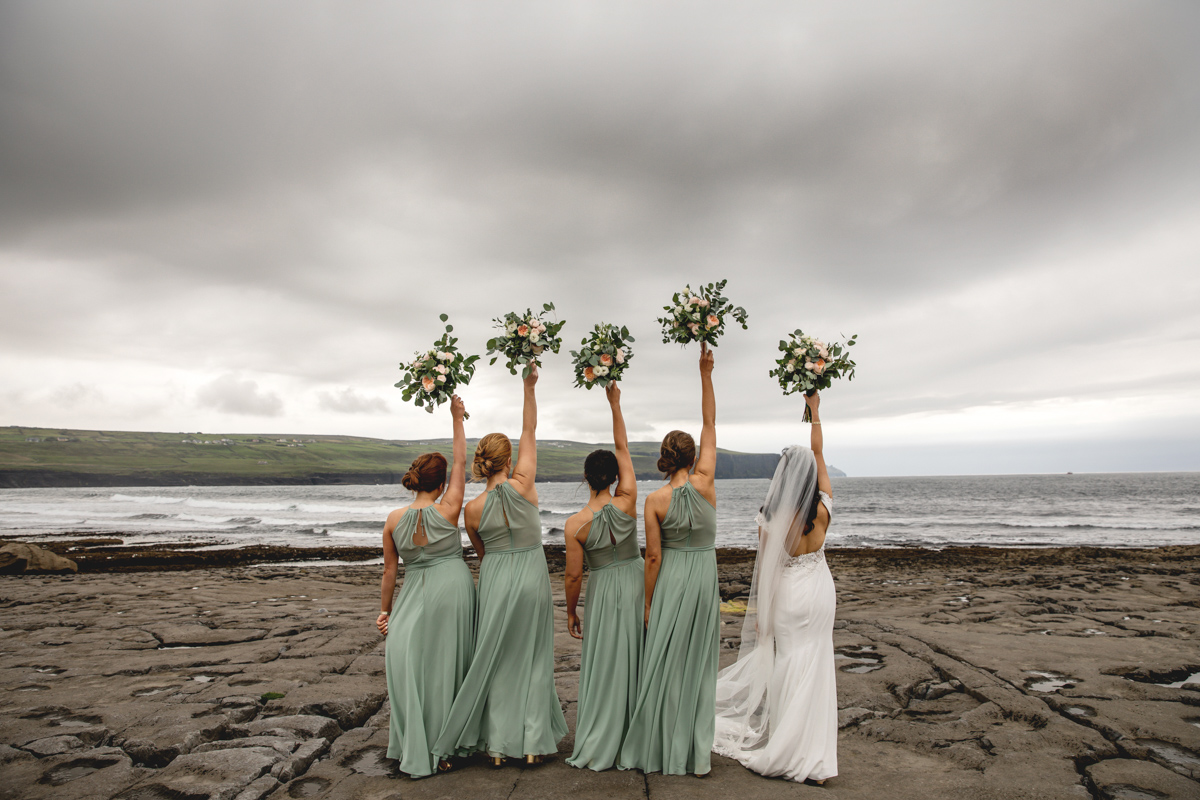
[{"left": 0, "top": 426, "right": 796, "bottom": 487}]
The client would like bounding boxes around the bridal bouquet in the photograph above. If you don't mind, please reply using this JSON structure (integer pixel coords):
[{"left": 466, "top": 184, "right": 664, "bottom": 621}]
[
  {"left": 570, "top": 323, "right": 634, "bottom": 389},
  {"left": 396, "top": 314, "right": 479, "bottom": 417},
  {"left": 770, "top": 329, "right": 858, "bottom": 422},
  {"left": 658, "top": 279, "right": 749, "bottom": 347},
  {"left": 485, "top": 303, "right": 567, "bottom": 378}
]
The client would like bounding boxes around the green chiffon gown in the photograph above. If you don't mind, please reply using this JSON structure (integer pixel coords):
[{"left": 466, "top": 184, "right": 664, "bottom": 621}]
[
  {"left": 618, "top": 481, "right": 720, "bottom": 775},
  {"left": 385, "top": 506, "right": 477, "bottom": 777},
  {"left": 566, "top": 503, "right": 645, "bottom": 771},
  {"left": 433, "top": 481, "right": 568, "bottom": 759}
]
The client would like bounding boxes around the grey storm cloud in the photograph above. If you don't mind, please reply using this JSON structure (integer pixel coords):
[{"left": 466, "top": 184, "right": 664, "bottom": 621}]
[
  {"left": 1, "top": 1, "right": 1198, "bottom": 471},
  {"left": 317, "top": 388, "right": 390, "bottom": 415},
  {"left": 196, "top": 375, "right": 283, "bottom": 417}
]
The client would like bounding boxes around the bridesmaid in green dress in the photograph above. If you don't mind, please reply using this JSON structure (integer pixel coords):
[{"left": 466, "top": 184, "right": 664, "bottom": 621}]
[
  {"left": 377, "top": 395, "right": 476, "bottom": 777},
  {"left": 619, "top": 343, "right": 721, "bottom": 776},
  {"left": 563, "top": 382, "right": 644, "bottom": 771},
  {"left": 433, "top": 366, "right": 567, "bottom": 765}
]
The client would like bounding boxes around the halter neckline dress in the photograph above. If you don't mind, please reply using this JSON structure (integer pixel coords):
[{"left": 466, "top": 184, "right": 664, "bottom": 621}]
[
  {"left": 618, "top": 481, "right": 720, "bottom": 776},
  {"left": 566, "top": 502, "right": 645, "bottom": 771},
  {"left": 384, "top": 505, "right": 476, "bottom": 777},
  {"left": 432, "top": 481, "right": 567, "bottom": 760}
]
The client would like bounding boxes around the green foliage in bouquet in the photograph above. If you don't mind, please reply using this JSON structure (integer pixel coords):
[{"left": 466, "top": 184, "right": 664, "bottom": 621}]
[
  {"left": 769, "top": 329, "right": 858, "bottom": 422},
  {"left": 396, "top": 314, "right": 480, "bottom": 417},
  {"left": 570, "top": 322, "right": 635, "bottom": 389},
  {"left": 485, "top": 303, "right": 567, "bottom": 379},
  {"left": 658, "top": 279, "right": 749, "bottom": 347}
]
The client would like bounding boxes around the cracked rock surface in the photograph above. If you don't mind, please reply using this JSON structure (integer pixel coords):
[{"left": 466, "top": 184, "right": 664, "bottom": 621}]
[{"left": 1, "top": 545, "right": 1198, "bottom": 799}]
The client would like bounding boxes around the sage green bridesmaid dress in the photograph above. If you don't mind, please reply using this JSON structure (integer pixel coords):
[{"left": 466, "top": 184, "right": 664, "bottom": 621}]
[
  {"left": 566, "top": 503, "right": 645, "bottom": 771},
  {"left": 385, "top": 506, "right": 477, "bottom": 777},
  {"left": 433, "top": 481, "right": 567, "bottom": 759},
  {"left": 618, "top": 481, "right": 720, "bottom": 775}
]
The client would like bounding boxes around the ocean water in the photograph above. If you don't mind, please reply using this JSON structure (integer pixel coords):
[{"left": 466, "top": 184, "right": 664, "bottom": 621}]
[{"left": 0, "top": 473, "right": 1197, "bottom": 551}]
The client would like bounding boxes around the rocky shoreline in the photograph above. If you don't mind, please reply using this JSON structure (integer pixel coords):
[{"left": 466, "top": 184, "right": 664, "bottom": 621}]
[{"left": 1, "top": 544, "right": 1197, "bottom": 799}]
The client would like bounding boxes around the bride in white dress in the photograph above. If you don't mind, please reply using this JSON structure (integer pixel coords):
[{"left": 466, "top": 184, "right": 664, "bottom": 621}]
[{"left": 713, "top": 391, "right": 836, "bottom": 784}]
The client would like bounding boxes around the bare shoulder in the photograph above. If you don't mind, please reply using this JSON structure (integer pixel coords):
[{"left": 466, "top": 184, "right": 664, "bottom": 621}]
[
  {"left": 644, "top": 485, "right": 671, "bottom": 514},
  {"left": 564, "top": 510, "right": 590, "bottom": 543},
  {"left": 387, "top": 506, "right": 410, "bottom": 525},
  {"left": 463, "top": 492, "right": 486, "bottom": 525}
]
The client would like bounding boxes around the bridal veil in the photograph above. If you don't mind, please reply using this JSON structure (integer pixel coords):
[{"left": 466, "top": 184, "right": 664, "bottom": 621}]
[{"left": 712, "top": 445, "right": 819, "bottom": 756}]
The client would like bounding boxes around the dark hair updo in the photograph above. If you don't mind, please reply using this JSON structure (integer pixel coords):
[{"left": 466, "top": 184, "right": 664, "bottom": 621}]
[
  {"left": 583, "top": 449, "right": 619, "bottom": 491},
  {"left": 401, "top": 452, "right": 448, "bottom": 493},
  {"left": 657, "top": 430, "right": 696, "bottom": 475}
]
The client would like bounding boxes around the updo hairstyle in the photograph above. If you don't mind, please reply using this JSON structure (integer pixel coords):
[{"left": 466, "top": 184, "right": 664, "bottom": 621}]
[
  {"left": 472, "top": 433, "right": 513, "bottom": 480},
  {"left": 401, "top": 452, "right": 448, "bottom": 493},
  {"left": 583, "top": 449, "right": 619, "bottom": 491},
  {"left": 657, "top": 430, "right": 696, "bottom": 475}
]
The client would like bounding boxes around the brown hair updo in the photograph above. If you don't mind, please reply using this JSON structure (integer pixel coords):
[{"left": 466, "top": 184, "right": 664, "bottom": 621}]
[
  {"left": 583, "top": 449, "right": 619, "bottom": 491},
  {"left": 472, "top": 433, "right": 513, "bottom": 480},
  {"left": 657, "top": 430, "right": 696, "bottom": 475},
  {"left": 401, "top": 452, "right": 447, "bottom": 493}
]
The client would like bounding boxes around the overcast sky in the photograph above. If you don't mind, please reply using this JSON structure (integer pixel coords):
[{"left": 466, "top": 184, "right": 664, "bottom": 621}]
[{"left": 2, "top": 1, "right": 1199, "bottom": 476}]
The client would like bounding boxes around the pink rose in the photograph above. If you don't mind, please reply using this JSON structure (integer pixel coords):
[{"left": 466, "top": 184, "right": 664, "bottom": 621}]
[
  {"left": 615, "top": 348, "right": 625, "bottom": 364},
  {"left": 421, "top": 376, "right": 436, "bottom": 392},
  {"left": 517, "top": 324, "right": 530, "bottom": 337},
  {"left": 698, "top": 298, "right": 709, "bottom": 308},
  {"left": 689, "top": 296, "right": 701, "bottom": 305},
  {"left": 706, "top": 314, "right": 719, "bottom": 328},
  {"left": 599, "top": 353, "right": 613, "bottom": 366},
  {"left": 688, "top": 323, "right": 700, "bottom": 334},
  {"left": 584, "top": 366, "right": 595, "bottom": 382},
  {"left": 814, "top": 359, "right": 826, "bottom": 374}
]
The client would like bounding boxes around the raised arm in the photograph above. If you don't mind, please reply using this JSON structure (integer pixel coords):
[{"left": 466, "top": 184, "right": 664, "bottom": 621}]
[
  {"left": 510, "top": 366, "right": 539, "bottom": 502},
  {"left": 437, "top": 395, "right": 468, "bottom": 523},
  {"left": 806, "top": 392, "right": 831, "bottom": 496},
  {"left": 376, "top": 510, "right": 402, "bottom": 636},
  {"left": 563, "top": 516, "right": 586, "bottom": 640},
  {"left": 607, "top": 383, "right": 637, "bottom": 511},
  {"left": 693, "top": 343, "right": 717, "bottom": 487}
]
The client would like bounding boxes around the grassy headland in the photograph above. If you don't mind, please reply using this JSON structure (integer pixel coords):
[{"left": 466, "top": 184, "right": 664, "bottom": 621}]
[{"left": 0, "top": 426, "right": 790, "bottom": 487}]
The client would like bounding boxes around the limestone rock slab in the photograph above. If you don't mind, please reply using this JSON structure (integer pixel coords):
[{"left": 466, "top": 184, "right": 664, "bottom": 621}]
[{"left": 116, "top": 746, "right": 282, "bottom": 800}]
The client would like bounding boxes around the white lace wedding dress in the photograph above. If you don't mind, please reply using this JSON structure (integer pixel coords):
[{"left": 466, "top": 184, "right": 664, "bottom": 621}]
[{"left": 713, "top": 449, "right": 837, "bottom": 783}]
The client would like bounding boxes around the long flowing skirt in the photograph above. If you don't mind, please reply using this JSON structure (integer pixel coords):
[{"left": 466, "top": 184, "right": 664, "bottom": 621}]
[
  {"left": 566, "top": 558, "right": 645, "bottom": 771},
  {"left": 384, "top": 559, "right": 476, "bottom": 777},
  {"left": 737, "top": 558, "right": 838, "bottom": 781},
  {"left": 617, "top": 548, "right": 719, "bottom": 775},
  {"left": 432, "top": 547, "right": 567, "bottom": 759}
]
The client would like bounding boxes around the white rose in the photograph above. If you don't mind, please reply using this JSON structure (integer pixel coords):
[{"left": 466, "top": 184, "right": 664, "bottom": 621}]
[
  {"left": 792, "top": 347, "right": 803, "bottom": 356},
  {"left": 786, "top": 364, "right": 795, "bottom": 373},
  {"left": 440, "top": 351, "right": 453, "bottom": 361},
  {"left": 595, "top": 365, "right": 609, "bottom": 376},
  {"left": 819, "top": 347, "right": 829, "bottom": 358}
]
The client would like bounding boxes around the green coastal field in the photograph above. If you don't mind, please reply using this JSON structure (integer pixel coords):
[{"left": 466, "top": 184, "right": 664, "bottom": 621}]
[{"left": 0, "top": 426, "right": 787, "bottom": 487}]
